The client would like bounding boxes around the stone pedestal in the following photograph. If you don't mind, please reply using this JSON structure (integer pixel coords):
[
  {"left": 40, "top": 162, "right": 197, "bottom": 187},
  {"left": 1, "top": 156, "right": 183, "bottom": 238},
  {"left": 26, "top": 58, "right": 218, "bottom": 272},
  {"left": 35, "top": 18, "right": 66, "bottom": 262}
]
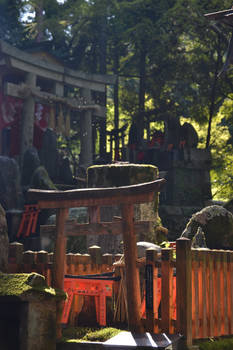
[
  {"left": 159, "top": 148, "right": 212, "bottom": 239},
  {"left": 87, "top": 163, "right": 162, "bottom": 253},
  {"left": 0, "top": 273, "right": 66, "bottom": 350}
]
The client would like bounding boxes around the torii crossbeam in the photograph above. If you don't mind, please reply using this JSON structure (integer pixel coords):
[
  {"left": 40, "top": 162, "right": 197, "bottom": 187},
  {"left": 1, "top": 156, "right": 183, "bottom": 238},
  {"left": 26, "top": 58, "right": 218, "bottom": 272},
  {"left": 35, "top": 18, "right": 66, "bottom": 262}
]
[{"left": 28, "top": 178, "right": 165, "bottom": 337}]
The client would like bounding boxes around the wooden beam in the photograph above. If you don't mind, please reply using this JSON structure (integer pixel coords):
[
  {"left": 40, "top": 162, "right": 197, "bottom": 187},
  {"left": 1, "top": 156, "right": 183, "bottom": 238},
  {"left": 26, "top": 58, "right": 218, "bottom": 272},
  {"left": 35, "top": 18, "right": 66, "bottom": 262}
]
[
  {"left": 0, "top": 39, "right": 115, "bottom": 87},
  {"left": 0, "top": 40, "right": 116, "bottom": 92},
  {"left": 40, "top": 220, "right": 153, "bottom": 236},
  {"left": 204, "top": 8, "right": 233, "bottom": 21},
  {"left": 8, "top": 57, "right": 106, "bottom": 92},
  {"left": 4, "top": 82, "right": 106, "bottom": 117},
  {"left": 27, "top": 178, "right": 166, "bottom": 209}
]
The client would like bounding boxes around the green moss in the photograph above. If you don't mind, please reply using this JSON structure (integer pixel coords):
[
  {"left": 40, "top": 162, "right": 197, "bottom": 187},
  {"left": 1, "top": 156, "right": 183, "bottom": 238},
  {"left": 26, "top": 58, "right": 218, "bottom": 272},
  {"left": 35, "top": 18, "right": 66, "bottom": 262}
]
[
  {"left": 197, "top": 337, "right": 233, "bottom": 350},
  {"left": 82, "top": 328, "right": 121, "bottom": 342},
  {"left": 87, "top": 164, "right": 158, "bottom": 188},
  {"left": 61, "top": 326, "right": 122, "bottom": 343},
  {"left": 0, "top": 273, "right": 66, "bottom": 299}
]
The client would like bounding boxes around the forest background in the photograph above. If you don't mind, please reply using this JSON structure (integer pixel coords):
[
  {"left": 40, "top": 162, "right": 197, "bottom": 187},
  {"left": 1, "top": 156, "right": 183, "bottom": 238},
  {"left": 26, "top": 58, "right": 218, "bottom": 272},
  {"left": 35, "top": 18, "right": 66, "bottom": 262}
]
[{"left": 1, "top": 0, "right": 233, "bottom": 202}]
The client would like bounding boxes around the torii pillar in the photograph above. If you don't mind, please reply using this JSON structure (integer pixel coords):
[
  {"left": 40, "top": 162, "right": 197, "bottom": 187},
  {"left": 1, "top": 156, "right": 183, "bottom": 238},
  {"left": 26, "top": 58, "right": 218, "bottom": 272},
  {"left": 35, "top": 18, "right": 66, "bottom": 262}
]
[
  {"left": 20, "top": 72, "right": 36, "bottom": 166},
  {"left": 28, "top": 178, "right": 166, "bottom": 338}
]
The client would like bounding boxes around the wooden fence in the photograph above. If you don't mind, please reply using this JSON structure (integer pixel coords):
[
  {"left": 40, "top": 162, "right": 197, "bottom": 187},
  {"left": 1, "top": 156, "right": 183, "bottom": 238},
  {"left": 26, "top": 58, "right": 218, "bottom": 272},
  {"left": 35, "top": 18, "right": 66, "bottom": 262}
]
[
  {"left": 7, "top": 238, "right": 233, "bottom": 347},
  {"left": 8, "top": 242, "right": 118, "bottom": 283}
]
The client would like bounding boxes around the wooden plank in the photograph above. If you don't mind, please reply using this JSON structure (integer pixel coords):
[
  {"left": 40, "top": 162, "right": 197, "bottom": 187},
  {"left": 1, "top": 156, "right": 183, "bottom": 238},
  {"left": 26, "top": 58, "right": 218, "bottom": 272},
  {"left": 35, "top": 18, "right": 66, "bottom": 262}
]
[
  {"left": 199, "top": 249, "right": 208, "bottom": 338},
  {"left": 176, "top": 238, "right": 192, "bottom": 347},
  {"left": 191, "top": 249, "right": 200, "bottom": 339},
  {"left": 88, "top": 206, "right": 100, "bottom": 223},
  {"left": 207, "top": 250, "right": 214, "bottom": 337},
  {"left": 40, "top": 220, "right": 153, "bottom": 236},
  {"left": 121, "top": 203, "right": 144, "bottom": 333},
  {"left": 221, "top": 251, "right": 229, "bottom": 335},
  {"left": 203, "top": 250, "right": 208, "bottom": 338},
  {"left": 27, "top": 178, "right": 166, "bottom": 209},
  {"left": 161, "top": 248, "right": 173, "bottom": 334},
  {"left": 228, "top": 251, "right": 233, "bottom": 334},
  {"left": 197, "top": 250, "right": 203, "bottom": 338},
  {"left": 213, "top": 250, "right": 221, "bottom": 336}
]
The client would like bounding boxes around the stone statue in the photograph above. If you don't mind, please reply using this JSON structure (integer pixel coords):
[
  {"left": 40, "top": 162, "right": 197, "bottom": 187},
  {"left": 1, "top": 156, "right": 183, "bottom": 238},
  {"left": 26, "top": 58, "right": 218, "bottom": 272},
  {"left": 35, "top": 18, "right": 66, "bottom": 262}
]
[{"left": 181, "top": 205, "right": 233, "bottom": 249}]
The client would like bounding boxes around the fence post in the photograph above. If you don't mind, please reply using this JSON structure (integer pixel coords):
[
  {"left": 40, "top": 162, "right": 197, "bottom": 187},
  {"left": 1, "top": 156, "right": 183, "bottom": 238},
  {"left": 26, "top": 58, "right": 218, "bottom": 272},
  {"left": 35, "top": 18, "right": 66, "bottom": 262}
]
[
  {"left": 8, "top": 242, "right": 24, "bottom": 272},
  {"left": 88, "top": 245, "right": 102, "bottom": 273},
  {"left": 161, "top": 248, "right": 173, "bottom": 334},
  {"left": 145, "top": 248, "right": 158, "bottom": 333},
  {"left": 176, "top": 237, "right": 192, "bottom": 348},
  {"left": 37, "top": 250, "right": 49, "bottom": 282}
]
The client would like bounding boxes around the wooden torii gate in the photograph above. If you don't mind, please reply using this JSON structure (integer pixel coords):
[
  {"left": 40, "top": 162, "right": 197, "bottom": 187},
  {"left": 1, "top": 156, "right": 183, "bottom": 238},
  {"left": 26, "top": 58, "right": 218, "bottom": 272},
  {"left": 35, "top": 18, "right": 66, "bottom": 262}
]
[{"left": 28, "top": 178, "right": 165, "bottom": 337}]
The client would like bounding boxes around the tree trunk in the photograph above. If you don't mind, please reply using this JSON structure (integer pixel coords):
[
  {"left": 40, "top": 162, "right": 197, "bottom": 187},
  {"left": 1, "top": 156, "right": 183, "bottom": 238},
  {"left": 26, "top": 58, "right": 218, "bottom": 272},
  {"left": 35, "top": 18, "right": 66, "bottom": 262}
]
[
  {"left": 99, "top": 13, "right": 107, "bottom": 159},
  {"left": 206, "top": 37, "right": 221, "bottom": 149},
  {"left": 114, "top": 48, "right": 119, "bottom": 153},
  {"left": 137, "top": 47, "right": 146, "bottom": 147}
]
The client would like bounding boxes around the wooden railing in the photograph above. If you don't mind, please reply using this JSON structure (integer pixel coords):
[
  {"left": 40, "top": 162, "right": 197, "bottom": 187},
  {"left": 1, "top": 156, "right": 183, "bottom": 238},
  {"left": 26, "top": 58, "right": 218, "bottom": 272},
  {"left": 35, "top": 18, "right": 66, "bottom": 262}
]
[
  {"left": 8, "top": 242, "right": 118, "bottom": 283},
  {"left": 8, "top": 238, "right": 233, "bottom": 348}
]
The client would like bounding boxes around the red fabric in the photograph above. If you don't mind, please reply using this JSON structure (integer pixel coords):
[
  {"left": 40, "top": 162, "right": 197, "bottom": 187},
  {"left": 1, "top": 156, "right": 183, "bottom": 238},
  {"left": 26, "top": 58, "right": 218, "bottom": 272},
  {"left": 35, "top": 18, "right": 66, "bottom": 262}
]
[
  {"left": 0, "top": 91, "right": 50, "bottom": 155},
  {"left": 0, "top": 91, "right": 23, "bottom": 129},
  {"left": 34, "top": 103, "right": 49, "bottom": 131}
]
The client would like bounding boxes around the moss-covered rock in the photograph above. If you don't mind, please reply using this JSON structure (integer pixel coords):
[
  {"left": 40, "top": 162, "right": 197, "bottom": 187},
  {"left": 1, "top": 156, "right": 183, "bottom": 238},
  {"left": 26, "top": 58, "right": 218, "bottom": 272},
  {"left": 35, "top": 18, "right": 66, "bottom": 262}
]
[
  {"left": 181, "top": 205, "right": 233, "bottom": 249},
  {"left": 0, "top": 272, "right": 66, "bottom": 299},
  {"left": 61, "top": 326, "right": 122, "bottom": 343},
  {"left": 30, "top": 166, "right": 57, "bottom": 190},
  {"left": 87, "top": 163, "right": 158, "bottom": 188},
  {"left": 87, "top": 163, "right": 165, "bottom": 248}
]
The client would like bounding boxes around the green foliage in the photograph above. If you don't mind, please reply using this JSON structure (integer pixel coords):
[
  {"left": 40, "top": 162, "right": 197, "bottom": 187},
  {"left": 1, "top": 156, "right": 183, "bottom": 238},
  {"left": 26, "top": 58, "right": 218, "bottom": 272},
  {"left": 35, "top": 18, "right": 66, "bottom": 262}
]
[
  {"left": 197, "top": 337, "right": 233, "bottom": 350},
  {"left": 4, "top": 0, "right": 233, "bottom": 200}
]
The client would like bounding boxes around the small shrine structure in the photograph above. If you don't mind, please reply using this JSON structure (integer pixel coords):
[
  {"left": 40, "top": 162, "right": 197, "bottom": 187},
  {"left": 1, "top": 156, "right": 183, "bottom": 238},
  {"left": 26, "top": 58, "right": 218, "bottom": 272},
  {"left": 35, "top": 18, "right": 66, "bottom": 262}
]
[{"left": 0, "top": 39, "right": 115, "bottom": 168}]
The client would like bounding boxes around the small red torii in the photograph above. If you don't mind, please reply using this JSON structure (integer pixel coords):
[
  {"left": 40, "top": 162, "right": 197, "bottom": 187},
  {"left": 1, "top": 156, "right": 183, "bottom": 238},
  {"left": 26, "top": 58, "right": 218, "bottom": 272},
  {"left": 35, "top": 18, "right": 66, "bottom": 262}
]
[{"left": 27, "top": 178, "right": 165, "bottom": 338}]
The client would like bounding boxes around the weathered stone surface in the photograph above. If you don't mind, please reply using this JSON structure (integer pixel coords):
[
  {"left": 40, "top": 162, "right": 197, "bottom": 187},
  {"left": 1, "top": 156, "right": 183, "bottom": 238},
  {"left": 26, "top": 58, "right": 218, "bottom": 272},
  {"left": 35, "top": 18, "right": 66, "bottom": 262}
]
[
  {"left": 159, "top": 205, "right": 201, "bottom": 241},
  {"left": 0, "top": 156, "right": 21, "bottom": 210},
  {"left": 0, "top": 272, "right": 65, "bottom": 350},
  {"left": 38, "top": 128, "right": 58, "bottom": 181},
  {"left": 0, "top": 205, "right": 9, "bottom": 272},
  {"left": 30, "top": 165, "right": 57, "bottom": 190},
  {"left": 87, "top": 163, "right": 162, "bottom": 253},
  {"left": 181, "top": 205, "right": 233, "bottom": 249},
  {"left": 166, "top": 167, "right": 211, "bottom": 206},
  {"left": 21, "top": 147, "right": 41, "bottom": 187}
]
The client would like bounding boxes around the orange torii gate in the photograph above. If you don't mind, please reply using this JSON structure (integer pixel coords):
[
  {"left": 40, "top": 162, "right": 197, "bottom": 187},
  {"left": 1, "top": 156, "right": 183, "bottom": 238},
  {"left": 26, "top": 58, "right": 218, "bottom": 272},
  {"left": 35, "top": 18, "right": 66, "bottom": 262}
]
[{"left": 28, "top": 178, "right": 165, "bottom": 337}]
